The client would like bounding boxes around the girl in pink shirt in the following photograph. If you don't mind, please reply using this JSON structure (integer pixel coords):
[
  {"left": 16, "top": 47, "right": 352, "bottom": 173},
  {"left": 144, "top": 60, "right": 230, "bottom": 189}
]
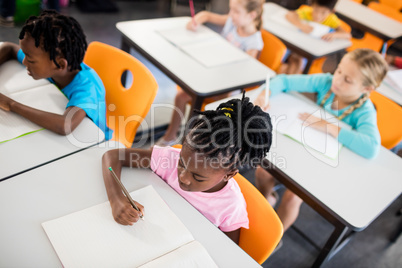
[{"left": 102, "top": 94, "right": 273, "bottom": 244}]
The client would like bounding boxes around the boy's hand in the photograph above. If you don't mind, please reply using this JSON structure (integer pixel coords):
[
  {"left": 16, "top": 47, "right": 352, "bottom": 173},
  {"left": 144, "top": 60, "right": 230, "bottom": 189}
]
[
  {"left": 299, "top": 23, "right": 313, "bottom": 34},
  {"left": 110, "top": 197, "right": 145, "bottom": 225},
  {"left": 321, "top": 33, "right": 336, "bottom": 42},
  {"left": 0, "top": 93, "right": 13, "bottom": 111}
]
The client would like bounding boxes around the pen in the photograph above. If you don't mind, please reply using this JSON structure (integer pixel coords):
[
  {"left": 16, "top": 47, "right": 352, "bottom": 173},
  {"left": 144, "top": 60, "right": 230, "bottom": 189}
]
[
  {"left": 189, "top": 0, "right": 196, "bottom": 27},
  {"left": 265, "top": 73, "right": 270, "bottom": 107},
  {"left": 108, "top": 167, "right": 144, "bottom": 220}
]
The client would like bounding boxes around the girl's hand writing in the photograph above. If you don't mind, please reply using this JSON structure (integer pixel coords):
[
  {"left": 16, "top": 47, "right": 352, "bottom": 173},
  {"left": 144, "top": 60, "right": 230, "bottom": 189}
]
[
  {"left": 110, "top": 197, "right": 145, "bottom": 225},
  {"left": 298, "top": 112, "right": 340, "bottom": 137},
  {"left": 254, "top": 89, "right": 270, "bottom": 111},
  {"left": 186, "top": 11, "right": 209, "bottom": 31},
  {"left": 299, "top": 23, "right": 313, "bottom": 34},
  {"left": 0, "top": 93, "right": 13, "bottom": 111}
]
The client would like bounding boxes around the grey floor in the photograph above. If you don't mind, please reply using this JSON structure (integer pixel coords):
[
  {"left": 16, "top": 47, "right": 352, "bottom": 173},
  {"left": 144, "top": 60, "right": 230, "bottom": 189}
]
[{"left": 1, "top": 1, "right": 401, "bottom": 267}]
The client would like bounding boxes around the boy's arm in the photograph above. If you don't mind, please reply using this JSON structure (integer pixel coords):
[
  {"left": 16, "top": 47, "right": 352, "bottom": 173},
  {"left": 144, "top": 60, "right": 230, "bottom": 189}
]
[
  {"left": 285, "top": 11, "right": 313, "bottom": 33},
  {"left": 224, "top": 228, "right": 241, "bottom": 244},
  {"left": 0, "top": 42, "right": 20, "bottom": 65},
  {"left": 246, "top": 49, "right": 259, "bottom": 59},
  {"left": 102, "top": 148, "right": 152, "bottom": 225},
  {"left": 0, "top": 95, "right": 86, "bottom": 135},
  {"left": 321, "top": 26, "right": 352, "bottom": 41}
]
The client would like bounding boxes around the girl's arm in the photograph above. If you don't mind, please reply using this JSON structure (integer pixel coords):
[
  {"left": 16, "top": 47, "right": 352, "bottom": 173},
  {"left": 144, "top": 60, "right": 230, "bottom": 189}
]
[
  {"left": 285, "top": 11, "right": 313, "bottom": 33},
  {"left": 187, "top": 11, "right": 228, "bottom": 30},
  {"left": 102, "top": 148, "right": 152, "bottom": 225},
  {"left": 0, "top": 94, "right": 86, "bottom": 135},
  {"left": 321, "top": 26, "right": 352, "bottom": 42},
  {"left": 0, "top": 42, "right": 19, "bottom": 65},
  {"left": 299, "top": 109, "right": 381, "bottom": 159},
  {"left": 224, "top": 228, "right": 241, "bottom": 244},
  {"left": 246, "top": 49, "right": 259, "bottom": 59}
]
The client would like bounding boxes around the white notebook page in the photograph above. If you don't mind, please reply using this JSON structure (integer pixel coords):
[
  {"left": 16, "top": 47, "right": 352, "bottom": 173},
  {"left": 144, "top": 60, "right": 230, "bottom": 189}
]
[
  {"left": 42, "top": 185, "right": 215, "bottom": 267},
  {"left": 0, "top": 84, "right": 67, "bottom": 142}
]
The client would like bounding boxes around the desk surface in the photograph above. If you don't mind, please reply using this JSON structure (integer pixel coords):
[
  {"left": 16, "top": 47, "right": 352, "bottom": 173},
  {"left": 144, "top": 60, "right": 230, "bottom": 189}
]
[
  {"left": 116, "top": 17, "right": 273, "bottom": 97},
  {"left": 262, "top": 2, "right": 351, "bottom": 58},
  {"left": 205, "top": 90, "right": 402, "bottom": 230},
  {"left": 335, "top": 0, "right": 402, "bottom": 40},
  {"left": 0, "top": 146, "right": 260, "bottom": 267},
  {"left": 0, "top": 60, "right": 105, "bottom": 180}
]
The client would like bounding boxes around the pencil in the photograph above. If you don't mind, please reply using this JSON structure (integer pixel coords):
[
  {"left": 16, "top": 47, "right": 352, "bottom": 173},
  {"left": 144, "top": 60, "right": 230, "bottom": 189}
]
[
  {"left": 108, "top": 167, "right": 144, "bottom": 220},
  {"left": 189, "top": 0, "right": 196, "bottom": 27},
  {"left": 265, "top": 74, "right": 270, "bottom": 107}
]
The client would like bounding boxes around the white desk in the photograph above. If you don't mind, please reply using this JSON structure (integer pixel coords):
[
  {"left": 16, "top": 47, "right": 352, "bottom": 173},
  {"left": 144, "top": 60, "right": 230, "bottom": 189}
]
[
  {"left": 335, "top": 0, "right": 402, "bottom": 41},
  {"left": 116, "top": 17, "right": 273, "bottom": 112},
  {"left": 0, "top": 146, "right": 260, "bottom": 268},
  {"left": 378, "top": 82, "right": 402, "bottom": 106},
  {"left": 205, "top": 90, "right": 402, "bottom": 267},
  {"left": 0, "top": 60, "right": 105, "bottom": 180},
  {"left": 262, "top": 2, "right": 351, "bottom": 74}
]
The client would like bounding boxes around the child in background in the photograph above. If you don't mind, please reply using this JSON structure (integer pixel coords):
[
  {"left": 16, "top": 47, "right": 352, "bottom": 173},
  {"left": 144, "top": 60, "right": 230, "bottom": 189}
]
[
  {"left": 0, "top": 10, "right": 112, "bottom": 139},
  {"left": 102, "top": 95, "right": 273, "bottom": 244},
  {"left": 255, "top": 48, "right": 388, "bottom": 232},
  {"left": 156, "top": 0, "right": 265, "bottom": 146},
  {"left": 282, "top": 0, "right": 351, "bottom": 74}
]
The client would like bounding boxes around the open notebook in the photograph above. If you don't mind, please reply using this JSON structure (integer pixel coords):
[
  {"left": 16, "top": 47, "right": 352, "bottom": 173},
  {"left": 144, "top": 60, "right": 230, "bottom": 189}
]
[
  {"left": 0, "top": 60, "right": 67, "bottom": 143},
  {"left": 157, "top": 26, "right": 250, "bottom": 68},
  {"left": 268, "top": 93, "right": 351, "bottom": 159},
  {"left": 42, "top": 185, "right": 217, "bottom": 268},
  {"left": 268, "top": 8, "right": 332, "bottom": 38}
]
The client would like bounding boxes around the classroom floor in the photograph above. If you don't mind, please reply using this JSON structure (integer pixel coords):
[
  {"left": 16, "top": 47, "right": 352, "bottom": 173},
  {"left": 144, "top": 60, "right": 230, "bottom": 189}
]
[{"left": 1, "top": 0, "right": 401, "bottom": 267}]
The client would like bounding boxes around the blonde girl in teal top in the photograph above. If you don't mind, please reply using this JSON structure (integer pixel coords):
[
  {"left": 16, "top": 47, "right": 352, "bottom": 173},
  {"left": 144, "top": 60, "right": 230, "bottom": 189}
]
[{"left": 255, "top": 48, "right": 388, "bottom": 232}]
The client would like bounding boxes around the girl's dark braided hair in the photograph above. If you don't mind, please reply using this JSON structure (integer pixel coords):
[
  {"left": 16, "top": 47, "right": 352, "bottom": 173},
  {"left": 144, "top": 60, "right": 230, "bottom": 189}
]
[
  {"left": 185, "top": 93, "right": 272, "bottom": 171},
  {"left": 19, "top": 10, "right": 87, "bottom": 71}
]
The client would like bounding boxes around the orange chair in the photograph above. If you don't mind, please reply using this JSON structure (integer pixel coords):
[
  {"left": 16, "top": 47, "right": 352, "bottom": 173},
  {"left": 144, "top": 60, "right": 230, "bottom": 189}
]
[
  {"left": 235, "top": 173, "right": 283, "bottom": 264},
  {"left": 379, "top": 0, "right": 402, "bottom": 11},
  {"left": 370, "top": 91, "right": 402, "bottom": 149},
  {"left": 171, "top": 145, "right": 283, "bottom": 264},
  {"left": 259, "top": 30, "right": 287, "bottom": 72},
  {"left": 84, "top": 41, "right": 158, "bottom": 148}
]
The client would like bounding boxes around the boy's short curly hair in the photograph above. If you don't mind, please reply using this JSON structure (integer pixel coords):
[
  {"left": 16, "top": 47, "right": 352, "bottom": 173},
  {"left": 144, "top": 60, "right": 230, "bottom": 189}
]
[
  {"left": 19, "top": 10, "right": 87, "bottom": 71},
  {"left": 311, "top": 0, "right": 338, "bottom": 10}
]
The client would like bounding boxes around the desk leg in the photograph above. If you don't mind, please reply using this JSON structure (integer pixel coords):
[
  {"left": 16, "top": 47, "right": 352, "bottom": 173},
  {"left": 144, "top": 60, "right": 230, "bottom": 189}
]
[
  {"left": 312, "top": 225, "right": 349, "bottom": 268},
  {"left": 303, "top": 58, "right": 313, "bottom": 74}
]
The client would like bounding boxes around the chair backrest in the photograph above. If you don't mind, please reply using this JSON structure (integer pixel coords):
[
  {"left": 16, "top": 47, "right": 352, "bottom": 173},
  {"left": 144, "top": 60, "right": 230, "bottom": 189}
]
[
  {"left": 369, "top": 2, "right": 402, "bottom": 22},
  {"left": 84, "top": 41, "right": 158, "bottom": 148},
  {"left": 370, "top": 91, "right": 402, "bottom": 149},
  {"left": 234, "top": 173, "right": 283, "bottom": 264},
  {"left": 171, "top": 144, "right": 283, "bottom": 264},
  {"left": 259, "top": 30, "right": 287, "bottom": 72},
  {"left": 378, "top": 0, "right": 402, "bottom": 11}
]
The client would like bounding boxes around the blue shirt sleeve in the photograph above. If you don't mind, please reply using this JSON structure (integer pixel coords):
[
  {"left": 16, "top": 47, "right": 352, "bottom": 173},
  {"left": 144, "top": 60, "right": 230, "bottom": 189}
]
[
  {"left": 17, "top": 49, "right": 25, "bottom": 64},
  {"left": 338, "top": 102, "right": 381, "bottom": 159}
]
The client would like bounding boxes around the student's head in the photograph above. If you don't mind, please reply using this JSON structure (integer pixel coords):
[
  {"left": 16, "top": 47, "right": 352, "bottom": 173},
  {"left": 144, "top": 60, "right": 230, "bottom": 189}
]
[
  {"left": 18, "top": 10, "right": 87, "bottom": 80},
  {"left": 328, "top": 48, "right": 388, "bottom": 119},
  {"left": 229, "top": 0, "right": 264, "bottom": 30},
  {"left": 178, "top": 95, "right": 272, "bottom": 192},
  {"left": 311, "top": 0, "right": 337, "bottom": 23}
]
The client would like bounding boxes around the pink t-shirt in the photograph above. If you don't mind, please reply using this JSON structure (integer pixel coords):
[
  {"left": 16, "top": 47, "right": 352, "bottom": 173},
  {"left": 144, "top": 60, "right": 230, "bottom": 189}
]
[{"left": 150, "top": 146, "right": 249, "bottom": 232}]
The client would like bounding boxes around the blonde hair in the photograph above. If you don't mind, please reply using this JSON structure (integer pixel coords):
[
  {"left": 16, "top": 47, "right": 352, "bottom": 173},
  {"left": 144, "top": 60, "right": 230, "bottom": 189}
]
[
  {"left": 320, "top": 48, "right": 388, "bottom": 120},
  {"left": 238, "top": 0, "right": 264, "bottom": 30}
]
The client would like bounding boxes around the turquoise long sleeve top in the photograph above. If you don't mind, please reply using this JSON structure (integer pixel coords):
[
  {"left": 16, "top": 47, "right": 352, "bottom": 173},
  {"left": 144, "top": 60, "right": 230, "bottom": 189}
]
[{"left": 270, "top": 73, "right": 381, "bottom": 159}]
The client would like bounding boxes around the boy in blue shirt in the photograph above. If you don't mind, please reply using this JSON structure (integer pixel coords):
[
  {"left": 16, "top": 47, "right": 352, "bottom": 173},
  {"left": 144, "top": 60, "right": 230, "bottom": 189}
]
[{"left": 0, "top": 10, "right": 112, "bottom": 140}]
